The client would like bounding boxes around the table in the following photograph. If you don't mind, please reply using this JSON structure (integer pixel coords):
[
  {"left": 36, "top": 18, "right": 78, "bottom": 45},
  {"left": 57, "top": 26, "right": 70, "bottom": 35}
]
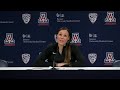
[
  {"left": 0, "top": 67, "right": 120, "bottom": 79},
  {"left": 0, "top": 67, "right": 120, "bottom": 70}
]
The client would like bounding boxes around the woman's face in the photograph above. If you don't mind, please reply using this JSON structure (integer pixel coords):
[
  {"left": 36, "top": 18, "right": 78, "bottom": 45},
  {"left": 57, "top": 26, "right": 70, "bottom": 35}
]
[{"left": 57, "top": 30, "right": 70, "bottom": 46}]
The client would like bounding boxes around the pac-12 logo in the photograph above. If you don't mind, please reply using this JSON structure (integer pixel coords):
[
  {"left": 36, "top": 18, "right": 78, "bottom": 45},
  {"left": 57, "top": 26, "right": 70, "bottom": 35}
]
[
  {"left": 88, "top": 13, "right": 98, "bottom": 24},
  {"left": 88, "top": 53, "right": 97, "bottom": 64},
  {"left": 38, "top": 12, "right": 49, "bottom": 26},
  {"left": 22, "top": 53, "right": 30, "bottom": 64},
  {"left": 22, "top": 13, "right": 31, "bottom": 24},
  {"left": 4, "top": 33, "right": 15, "bottom": 46}
]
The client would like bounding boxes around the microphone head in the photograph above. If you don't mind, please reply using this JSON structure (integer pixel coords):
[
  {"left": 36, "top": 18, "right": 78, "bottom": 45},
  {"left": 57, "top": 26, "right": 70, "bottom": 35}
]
[{"left": 0, "top": 60, "right": 8, "bottom": 67}]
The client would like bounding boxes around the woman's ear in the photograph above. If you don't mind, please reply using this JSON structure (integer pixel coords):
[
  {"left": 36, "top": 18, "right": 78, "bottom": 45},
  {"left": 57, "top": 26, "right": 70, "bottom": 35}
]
[
  {"left": 67, "top": 40, "right": 70, "bottom": 44},
  {"left": 68, "top": 36, "right": 71, "bottom": 42}
]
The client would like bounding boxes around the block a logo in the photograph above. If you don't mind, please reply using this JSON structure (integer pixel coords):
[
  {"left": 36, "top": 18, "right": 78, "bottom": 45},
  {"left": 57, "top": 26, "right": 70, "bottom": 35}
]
[
  {"left": 22, "top": 13, "right": 31, "bottom": 24},
  {"left": 4, "top": 33, "right": 15, "bottom": 46},
  {"left": 88, "top": 53, "right": 97, "bottom": 64},
  {"left": 22, "top": 53, "right": 30, "bottom": 64},
  {"left": 104, "top": 52, "right": 115, "bottom": 65},
  {"left": 88, "top": 13, "right": 98, "bottom": 24},
  {"left": 71, "top": 33, "right": 81, "bottom": 46},
  {"left": 104, "top": 11, "right": 116, "bottom": 25},
  {"left": 38, "top": 12, "right": 49, "bottom": 26}
]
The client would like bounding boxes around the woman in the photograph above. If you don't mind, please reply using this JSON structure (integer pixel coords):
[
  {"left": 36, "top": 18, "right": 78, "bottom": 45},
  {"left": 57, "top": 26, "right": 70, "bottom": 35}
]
[{"left": 34, "top": 27, "right": 84, "bottom": 67}]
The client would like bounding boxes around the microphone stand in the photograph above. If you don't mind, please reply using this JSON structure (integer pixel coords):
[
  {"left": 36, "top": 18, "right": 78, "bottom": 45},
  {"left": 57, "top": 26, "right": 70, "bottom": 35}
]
[
  {"left": 51, "top": 60, "right": 57, "bottom": 70},
  {"left": 50, "top": 52, "right": 57, "bottom": 70}
]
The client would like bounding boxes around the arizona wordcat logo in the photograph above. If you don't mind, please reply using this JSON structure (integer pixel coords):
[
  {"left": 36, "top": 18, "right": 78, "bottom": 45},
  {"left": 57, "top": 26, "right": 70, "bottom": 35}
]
[{"left": 4, "top": 33, "right": 15, "bottom": 46}]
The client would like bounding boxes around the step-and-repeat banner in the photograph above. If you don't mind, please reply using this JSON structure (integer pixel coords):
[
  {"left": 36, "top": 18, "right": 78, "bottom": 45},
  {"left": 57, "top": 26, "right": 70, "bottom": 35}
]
[{"left": 0, "top": 11, "right": 120, "bottom": 67}]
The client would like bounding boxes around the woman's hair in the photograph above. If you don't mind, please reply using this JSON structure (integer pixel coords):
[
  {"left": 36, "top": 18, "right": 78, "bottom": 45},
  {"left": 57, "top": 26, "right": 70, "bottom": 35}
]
[{"left": 56, "top": 27, "right": 72, "bottom": 65}]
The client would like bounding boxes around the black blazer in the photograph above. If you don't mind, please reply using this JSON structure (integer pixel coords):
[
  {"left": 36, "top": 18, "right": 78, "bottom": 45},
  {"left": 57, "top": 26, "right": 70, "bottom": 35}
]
[{"left": 34, "top": 43, "right": 84, "bottom": 67}]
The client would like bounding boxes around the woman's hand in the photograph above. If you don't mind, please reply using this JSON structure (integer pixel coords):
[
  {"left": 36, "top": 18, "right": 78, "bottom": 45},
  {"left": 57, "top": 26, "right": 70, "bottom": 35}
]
[{"left": 55, "top": 62, "right": 69, "bottom": 67}]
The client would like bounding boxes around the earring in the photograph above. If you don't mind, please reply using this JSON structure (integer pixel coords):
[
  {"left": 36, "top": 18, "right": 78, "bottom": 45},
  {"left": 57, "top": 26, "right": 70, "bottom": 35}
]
[{"left": 67, "top": 40, "right": 70, "bottom": 44}]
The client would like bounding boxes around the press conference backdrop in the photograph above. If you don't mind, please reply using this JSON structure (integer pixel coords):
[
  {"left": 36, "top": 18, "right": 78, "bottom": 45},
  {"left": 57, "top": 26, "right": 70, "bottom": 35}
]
[{"left": 0, "top": 11, "right": 120, "bottom": 67}]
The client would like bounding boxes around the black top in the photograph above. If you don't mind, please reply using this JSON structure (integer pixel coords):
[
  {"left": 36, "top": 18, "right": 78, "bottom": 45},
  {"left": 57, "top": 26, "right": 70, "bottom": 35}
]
[{"left": 34, "top": 43, "right": 85, "bottom": 67}]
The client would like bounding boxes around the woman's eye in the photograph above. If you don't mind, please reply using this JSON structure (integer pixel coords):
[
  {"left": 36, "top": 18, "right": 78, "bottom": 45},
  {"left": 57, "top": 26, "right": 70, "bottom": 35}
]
[
  {"left": 59, "top": 34, "right": 62, "bottom": 36},
  {"left": 64, "top": 35, "right": 67, "bottom": 37}
]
